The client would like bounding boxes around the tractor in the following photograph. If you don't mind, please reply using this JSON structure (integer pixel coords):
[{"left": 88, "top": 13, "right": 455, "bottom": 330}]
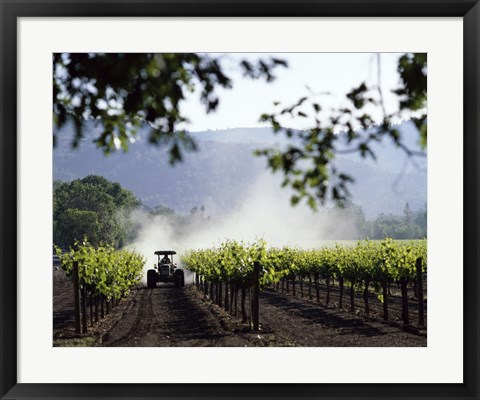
[{"left": 146, "top": 250, "right": 185, "bottom": 288}]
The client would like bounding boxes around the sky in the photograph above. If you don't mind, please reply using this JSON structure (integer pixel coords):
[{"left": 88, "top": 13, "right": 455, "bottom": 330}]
[{"left": 180, "top": 53, "right": 404, "bottom": 132}]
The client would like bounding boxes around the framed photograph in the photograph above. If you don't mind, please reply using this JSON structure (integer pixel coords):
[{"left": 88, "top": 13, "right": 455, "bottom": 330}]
[{"left": 1, "top": 1, "right": 478, "bottom": 399}]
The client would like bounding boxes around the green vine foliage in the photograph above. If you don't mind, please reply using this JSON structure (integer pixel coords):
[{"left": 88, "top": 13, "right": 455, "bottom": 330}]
[
  {"left": 181, "top": 238, "right": 427, "bottom": 293},
  {"left": 55, "top": 241, "right": 145, "bottom": 300}
]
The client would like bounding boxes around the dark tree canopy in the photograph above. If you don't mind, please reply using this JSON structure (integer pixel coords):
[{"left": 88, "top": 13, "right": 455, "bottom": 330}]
[
  {"left": 53, "top": 53, "right": 286, "bottom": 163},
  {"left": 53, "top": 175, "right": 141, "bottom": 248}
]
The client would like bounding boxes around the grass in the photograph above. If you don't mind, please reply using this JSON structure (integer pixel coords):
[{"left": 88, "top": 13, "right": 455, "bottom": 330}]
[{"left": 53, "top": 336, "right": 96, "bottom": 347}]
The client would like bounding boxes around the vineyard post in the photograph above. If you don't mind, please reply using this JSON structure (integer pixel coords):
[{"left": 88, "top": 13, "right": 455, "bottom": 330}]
[
  {"left": 308, "top": 274, "right": 312, "bottom": 300},
  {"left": 218, "top": 280, "right": 223, "bottom": 307},
  {"left": 249, "top": 288, "right": 252, "bottom": 327},
  {"left": 89, "top": 292, "right": 93, "bottom": 327},
  {"left": 325, "top": 277, "right": 330, "bottom": 305},
  {"left": 224, "top": 279, "right": 229, "bottom": 311},
  {"left": 229, "top": 283, "right": 234, "bottom": 314},
  {"left": 81, "top": 285, "right": 88, "bottom": 333},
  {"left": 72, "top": 261, "right": 81, "bottom": 334},
  {"left": 241, "top": 286, "right": 247, "bottom": 322},
  {"left": 363, "top": 279, "right": 370, "bottom": 315},
  {"left": 349, "top": 279, "right": 355, "bottom": 312},
  {"left": 234, "top": 285, "right": 238, "bottom": 316},
  {"left": 416, "top": 258, "right": 425, "bottom": 327},
  {"left": 382, "top": 278, "right": 389, "bottom": 321},
  {"left": 314, "top": 272, "right": 319, "bottom": 303},
  {"left": 339, "top": 277, "right": 344, "bottom": 308},
  {"left": 400, "top": 278, "right": 409, "bottom": 324},
  {"left": 252, "top": 261, "right": 260, "bottom": 331},
  {"left": 94, "top": 296, "right": 99, "bottom": 323}
]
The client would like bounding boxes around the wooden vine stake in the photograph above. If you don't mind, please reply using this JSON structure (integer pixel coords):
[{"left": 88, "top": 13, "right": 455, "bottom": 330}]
[
  {"left": 72, "top": 261, "right": 81, "bottom": 334},
  {"left": 89, "top": 292, "right": 93, "bottom": 327},
  {"left": 339, "top": 277, "right": 344, "bottom": 308},
  {"left": 81, "top": 286, "right": 88, "bottom": 333},
  {"left": 400, "top": 278, "right": 409, "bottom": 324},
  {"left": 241, "top": 286, "right": 247, "bottom": 322},
  {"left": 224, "top": 280, "right": 229, "bottom": 311},
  {"left": 382, "top": 278, "right": 389, "bottom": 321},
  {"left": 252, "top": 261, "right": 260, "bottom": 331},
  {"left": 416, "top": 257, "right": 425, "bottom": 327}
]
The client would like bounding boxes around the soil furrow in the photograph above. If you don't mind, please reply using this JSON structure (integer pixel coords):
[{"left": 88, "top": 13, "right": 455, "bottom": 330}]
[
  {"left": 258, "top": 290, "right": 426, "bottom": 346},
  {"left": 100, "top": 285, "right": 251, "bottom": 347}
]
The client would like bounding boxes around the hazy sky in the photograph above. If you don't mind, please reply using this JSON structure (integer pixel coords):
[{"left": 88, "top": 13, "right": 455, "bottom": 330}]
[{"left": 180, "top": 53, "right": 403, "bottom": 132}]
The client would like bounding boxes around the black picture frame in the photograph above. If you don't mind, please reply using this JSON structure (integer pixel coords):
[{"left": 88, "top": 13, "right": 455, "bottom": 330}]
[{"left": 1, "top": 1, "right": 478, "bottom": 399}]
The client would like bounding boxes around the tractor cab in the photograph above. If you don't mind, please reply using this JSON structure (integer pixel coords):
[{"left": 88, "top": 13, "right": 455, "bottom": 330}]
[
  {"left": 155, "top": 250, "right": 176, "bottom": 276},
  {"left": 147, "top": 250, "right": 184, "bottom": 288}
]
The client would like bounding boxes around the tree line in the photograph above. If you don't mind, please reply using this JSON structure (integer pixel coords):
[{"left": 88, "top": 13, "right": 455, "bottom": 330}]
[
  {"left": 53, "top": 175, "right": 211, "bottom": 249},
  {"left": 54, "top": 174, "right": 425, "bottom": 251},
  {"left": 334, "top": 201, "right": 427, "bottom": 240}
]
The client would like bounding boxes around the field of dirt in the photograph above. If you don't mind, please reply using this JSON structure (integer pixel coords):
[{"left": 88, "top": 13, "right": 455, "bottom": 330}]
[
  {"left": 272, "top": 278, "right": 427, "bottom": 330},
  {"left": 54, "top": 267, "right": 426, "bottom": 347},
  {"left": 53, "top": 267, "right": 76, "bottom": 338},
  {"left": 258, "top": 289, "right": 425, "bottom": 346},
  {"left": 99, "top": 285, "right": 255, "bottom": 347}
]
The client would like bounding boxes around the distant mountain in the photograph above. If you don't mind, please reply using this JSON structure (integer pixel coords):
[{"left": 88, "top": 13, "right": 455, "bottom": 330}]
[
  {"left": 191, "top": 127, "right": 286, "bottom": 145},
  {"left": 53, "top": 121, "right": 427, "bottom": 218}
]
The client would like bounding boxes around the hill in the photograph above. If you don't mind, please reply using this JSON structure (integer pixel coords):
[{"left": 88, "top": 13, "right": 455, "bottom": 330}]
[{"left": 53, "top": 121, "right": 426, "bottom": 218}]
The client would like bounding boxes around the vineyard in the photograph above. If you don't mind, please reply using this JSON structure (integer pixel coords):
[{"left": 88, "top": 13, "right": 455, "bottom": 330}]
[
  {"left": 53, "top": 238, "right": 427, "bottom": 346},
  {"left": 182, "top": 238, "right": 427, "bottom": 328},
  {"left": 55, "top": 241, "right": 145, "bottom": 333}
]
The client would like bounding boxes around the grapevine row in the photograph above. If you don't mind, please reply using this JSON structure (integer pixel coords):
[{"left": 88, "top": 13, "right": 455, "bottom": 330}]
[
  {"left": 181, "top": 238, "right": 427, "bottom": 327},
  {"left": 55, "top": 241, "right": 145, "bottom": 332}
]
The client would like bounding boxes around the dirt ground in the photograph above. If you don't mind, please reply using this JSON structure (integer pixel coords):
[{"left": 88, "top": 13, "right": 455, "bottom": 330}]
[
  {"left": 99, "top": 285, "right": 254, "bottom": 347},
  {"left": 54, "top": 268, "right": 426, "bottom": 347},
  {"left": 53, "top": 267, "right": 76, "bottom": 338},
  {"left": 272, "top": 278, "right": 427, "bottom": 330},
  {"left": 258, "top": 289, "right": 426, "bottom": 346}
]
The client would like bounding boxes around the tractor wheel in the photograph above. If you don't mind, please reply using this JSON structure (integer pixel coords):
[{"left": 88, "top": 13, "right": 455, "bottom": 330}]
[{"left": 147, "top": 270, "right": 157, "bottom": 289}]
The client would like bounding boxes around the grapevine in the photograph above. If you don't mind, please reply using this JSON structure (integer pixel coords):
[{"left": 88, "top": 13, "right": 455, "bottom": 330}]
[{"left": 182, "top": 238, "right": 427, "bottom": 326}]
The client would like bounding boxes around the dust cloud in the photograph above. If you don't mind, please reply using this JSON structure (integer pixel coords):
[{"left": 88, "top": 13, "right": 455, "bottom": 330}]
[{"left": 126, "top": 173, "right": 359, "bottom": 285}]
